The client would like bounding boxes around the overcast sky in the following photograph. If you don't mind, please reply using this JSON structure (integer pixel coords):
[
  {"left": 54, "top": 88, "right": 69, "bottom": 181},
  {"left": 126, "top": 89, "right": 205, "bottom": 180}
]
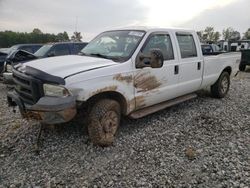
[{"left": 0, "top": 0, "right": 249, "bottom": 41}]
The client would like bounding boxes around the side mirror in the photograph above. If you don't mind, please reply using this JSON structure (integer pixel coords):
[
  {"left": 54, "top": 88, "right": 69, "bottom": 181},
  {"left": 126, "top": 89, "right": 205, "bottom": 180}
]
[
  {"left": 136, "top": 48, "right": 164, "bottom": 68},
  {"left": 149, "top": 49, "right": 164, "bottom": 68}
]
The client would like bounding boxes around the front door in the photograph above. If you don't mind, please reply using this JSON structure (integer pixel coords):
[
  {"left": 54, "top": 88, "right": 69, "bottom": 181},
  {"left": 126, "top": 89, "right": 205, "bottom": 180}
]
[{"left": 133, "top": 32, "right": 180, "bottom": 110}]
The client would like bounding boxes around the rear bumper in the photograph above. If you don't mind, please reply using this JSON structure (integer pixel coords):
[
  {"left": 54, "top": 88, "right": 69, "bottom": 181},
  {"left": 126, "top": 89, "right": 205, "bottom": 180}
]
[{"left": 7, "top": 90, "right": 77, "bottom": 124}]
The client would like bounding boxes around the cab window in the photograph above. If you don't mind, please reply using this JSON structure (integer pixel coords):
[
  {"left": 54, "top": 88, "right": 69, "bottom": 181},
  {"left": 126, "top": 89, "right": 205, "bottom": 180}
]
[
  {"left": 176, "top": 33, "right": 197, "bottom": 58},
  {"left": 52, "top": 44, "right": 70, "bottom": 56},
  {"left": 142, "top": 34, "right": 174, "bottom": 60}
]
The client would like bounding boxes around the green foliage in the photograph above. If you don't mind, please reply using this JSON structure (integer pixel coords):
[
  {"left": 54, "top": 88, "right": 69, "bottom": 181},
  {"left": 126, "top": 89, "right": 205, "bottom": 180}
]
[
  {"left": 222, "top": 27, "right": 241, "bottom": 41},
  {"left": 243, "top": 28, "right": 250, "bottom": 39},
  {"left": 197, "top": 27, "right": 221, "bottom": 43},
  {"left": 71, "top": 31, "right": 82, "bottom": 42},
  {"left": 0, "top": 29, "right": 70, "bottom": 48},
  {"left": 56, "top": 31, "right": 70, "bottom": 42}
]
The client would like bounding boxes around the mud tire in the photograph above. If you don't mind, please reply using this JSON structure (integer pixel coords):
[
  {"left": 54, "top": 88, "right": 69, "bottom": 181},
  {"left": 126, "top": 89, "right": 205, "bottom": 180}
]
[
  {"left": 211, "top": 71, "right": 230, "bottom": 98},
  {"left": 88, "top": 99, "right": 121, "bottom": 147}
]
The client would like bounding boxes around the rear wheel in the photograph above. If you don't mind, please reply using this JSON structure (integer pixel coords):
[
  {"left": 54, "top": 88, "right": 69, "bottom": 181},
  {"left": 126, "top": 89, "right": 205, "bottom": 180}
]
[
  {"left": 239, "top": 64, "right": 246, "bottom": 71},
  {"left": 211, "top": 71, "right": 230, "bottom": 98},
  {"left": 87, "top": 99, "right": 121, "bottom": 147}
]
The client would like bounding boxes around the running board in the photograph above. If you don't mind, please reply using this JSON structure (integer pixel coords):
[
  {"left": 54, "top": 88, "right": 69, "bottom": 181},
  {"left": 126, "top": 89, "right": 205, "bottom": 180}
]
[{"left": 129, "top": 93, "right": 197, "bottom": 119}]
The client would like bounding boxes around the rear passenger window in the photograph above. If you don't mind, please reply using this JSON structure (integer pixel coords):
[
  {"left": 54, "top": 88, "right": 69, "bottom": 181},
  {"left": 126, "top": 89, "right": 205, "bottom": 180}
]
[
  {"left": 74, "top": 43, "right": 87, "bottom": 53},
  {"left": 142, "top": 34, "right": 174, "bottom": 60},
  {"left": 53, "top": 44, "right": 70, "bottom": 56},
  {"left": 176, "top": 33, "right": 197, "bottom": 58}
]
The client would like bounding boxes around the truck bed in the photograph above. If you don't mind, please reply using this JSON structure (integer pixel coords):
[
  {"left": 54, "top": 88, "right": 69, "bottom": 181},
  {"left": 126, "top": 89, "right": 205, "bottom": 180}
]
[{"left": 202, "top": 52, "right": 241, "bottom": 88}]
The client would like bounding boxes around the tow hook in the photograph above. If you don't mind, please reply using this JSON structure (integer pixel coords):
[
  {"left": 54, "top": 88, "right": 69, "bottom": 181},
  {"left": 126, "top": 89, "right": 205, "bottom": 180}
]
[{"left": 33, "top": 123, "right": 45, "bottom": 154}]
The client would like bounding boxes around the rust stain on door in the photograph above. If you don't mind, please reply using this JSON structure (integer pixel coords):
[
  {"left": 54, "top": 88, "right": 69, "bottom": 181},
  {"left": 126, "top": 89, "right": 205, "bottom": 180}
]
[
  {"left": 134, "top": 71, "right": 161, "bottom": 92},
  {"left": 113, "top": 74, "right": 133, "bottom": 84},
  {"left": 129, "top": 96, "right": 146, "bottom": 110}
]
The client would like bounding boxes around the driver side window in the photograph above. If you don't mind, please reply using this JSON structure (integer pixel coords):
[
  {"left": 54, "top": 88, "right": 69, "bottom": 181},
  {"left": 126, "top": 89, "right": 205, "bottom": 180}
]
[{"left": 142, "top": 34, "right": 174, "bottom": 61}]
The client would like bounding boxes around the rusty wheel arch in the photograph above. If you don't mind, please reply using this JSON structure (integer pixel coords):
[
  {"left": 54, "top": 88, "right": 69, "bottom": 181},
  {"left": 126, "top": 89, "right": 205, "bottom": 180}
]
[{"left": 86, "top": 91, "right": 128, "bottom": 115}]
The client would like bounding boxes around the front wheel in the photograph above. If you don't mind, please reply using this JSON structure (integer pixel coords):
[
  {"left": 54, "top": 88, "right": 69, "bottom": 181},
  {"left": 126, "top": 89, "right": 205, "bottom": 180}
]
[
  {"left": 87, "top": 99, "right": 121, "bottom": 147},
  {"left": 211, "top": 72, "right": 230, "bottom": 98}
]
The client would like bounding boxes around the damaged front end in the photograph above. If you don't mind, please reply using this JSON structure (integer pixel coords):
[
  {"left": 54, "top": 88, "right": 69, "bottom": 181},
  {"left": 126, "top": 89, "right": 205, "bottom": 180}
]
[
  {"left": 3, "top": 50, "right": 38, "bottom": 85},
  {"left": 7, "top": 65, "right": 77, "bottom": 124}
]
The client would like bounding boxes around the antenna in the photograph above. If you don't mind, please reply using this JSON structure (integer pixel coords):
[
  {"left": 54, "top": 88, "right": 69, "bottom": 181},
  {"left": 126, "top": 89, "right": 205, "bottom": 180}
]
[{"left": 75, "top": 16, "right": 78, "bottom": 32}]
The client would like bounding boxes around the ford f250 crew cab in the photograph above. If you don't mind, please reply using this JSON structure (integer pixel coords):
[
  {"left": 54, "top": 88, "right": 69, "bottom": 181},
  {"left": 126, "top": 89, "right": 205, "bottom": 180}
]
[{"left": 7, "top": 27, "right": 241, "bottom": 146}]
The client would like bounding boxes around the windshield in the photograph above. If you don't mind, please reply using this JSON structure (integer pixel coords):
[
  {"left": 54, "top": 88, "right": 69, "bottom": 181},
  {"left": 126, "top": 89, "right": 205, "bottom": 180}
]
[
  {"left": 34, "top": 44, "right": 53, "bottom": 57},
  {"left": 81, "top": 30, "right": 145, "bottom": 62},
  {"left": 8, "top": 45, "right": 18, "bottom": 53}
]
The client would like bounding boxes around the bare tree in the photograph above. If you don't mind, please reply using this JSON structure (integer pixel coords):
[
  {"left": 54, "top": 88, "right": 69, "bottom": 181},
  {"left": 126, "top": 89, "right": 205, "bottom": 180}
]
[
  {"left": 243, "top": 28, "right": 250, "bottom": 39},
  {"left": 198, "top": 27, "right": 221, "bottom": 43},
  {"left": 222, "top": 27, "right": 240, "bottom": 41},
  {"left": 71, "top": 32, "right": 82, "bottom": 42}
]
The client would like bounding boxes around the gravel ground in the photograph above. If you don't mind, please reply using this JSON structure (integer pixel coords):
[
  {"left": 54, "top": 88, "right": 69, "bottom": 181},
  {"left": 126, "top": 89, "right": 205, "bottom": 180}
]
[{"left": 0, "top": 71, "right": 249, "bottom": 188}]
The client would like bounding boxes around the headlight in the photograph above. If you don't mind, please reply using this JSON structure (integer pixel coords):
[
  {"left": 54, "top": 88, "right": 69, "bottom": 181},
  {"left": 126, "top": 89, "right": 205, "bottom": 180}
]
[
  {"left": 43, "top": 84, "right": 70, "bottom": 97},
  {"left": 6, "top": 64, "right": 13, "bottom": 72}
]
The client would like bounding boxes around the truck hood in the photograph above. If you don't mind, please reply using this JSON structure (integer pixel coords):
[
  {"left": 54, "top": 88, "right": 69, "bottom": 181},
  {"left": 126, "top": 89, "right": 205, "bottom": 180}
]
[{"left": 24, "top": 55, "right": 118, "bottom": 78}]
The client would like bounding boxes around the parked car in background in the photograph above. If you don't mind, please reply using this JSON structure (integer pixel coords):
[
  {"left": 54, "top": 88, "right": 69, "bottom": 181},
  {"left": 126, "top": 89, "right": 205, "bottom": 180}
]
[
  {"left": 34, "top": 42, "right": 88, "bottom": 58},
  {"left": 3, "top": 42, "right": 88, "bottom": 84},
  {"left": 201, "top": 44, "right": 224, "bottom": 55},
  {"left": 239, "top": 49, "right": 250, "bottom": 71},
  {"left": 7, "top": 28, "right": 240, "bottom": 146},
  {"left": 0, "top": 51, "right": 8, "bottom": 77},
  {"left": 0, "top": 48, "right": 10, "bottom": 54},
  {"left": 0, "top": 44, "right": 42, "bottom": 75}
]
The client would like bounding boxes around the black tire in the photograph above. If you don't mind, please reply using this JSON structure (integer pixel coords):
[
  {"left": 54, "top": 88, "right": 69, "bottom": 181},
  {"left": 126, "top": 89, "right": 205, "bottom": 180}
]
[
  {"left": 239, "top": 64, "right": 246, "bottom": 71},
  {"left": 211, "top": 71, "right": 230, "bottom": 98},
  {"left": 88, "top": 99, "right": 121, "bottom": 147}
]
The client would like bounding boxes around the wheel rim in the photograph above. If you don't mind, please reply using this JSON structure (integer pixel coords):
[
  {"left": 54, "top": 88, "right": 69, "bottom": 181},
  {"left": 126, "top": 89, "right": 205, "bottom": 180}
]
[
  {"left": 101, "top": 111, "right": 119, "bottom": 136},
  {"left": 221, "top": 76, "right": 229, "bottom": 94}
]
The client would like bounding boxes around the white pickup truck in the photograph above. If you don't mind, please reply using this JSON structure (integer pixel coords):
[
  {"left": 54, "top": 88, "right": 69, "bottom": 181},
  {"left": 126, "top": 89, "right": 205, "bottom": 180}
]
[{"left": 7, "top": 27, "right": 240, "bottom": 146}]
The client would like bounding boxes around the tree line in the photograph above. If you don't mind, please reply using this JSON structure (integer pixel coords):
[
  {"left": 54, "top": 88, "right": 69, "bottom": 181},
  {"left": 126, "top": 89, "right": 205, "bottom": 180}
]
[
  {"left": 1, "top": 27, "right": 250, "bottom": 48},
  {"left": 197, "top": 27, "right": 250, "bottom": 43},
  {"left": 0, "top": 28, "right": 83, "bottom": 48}
]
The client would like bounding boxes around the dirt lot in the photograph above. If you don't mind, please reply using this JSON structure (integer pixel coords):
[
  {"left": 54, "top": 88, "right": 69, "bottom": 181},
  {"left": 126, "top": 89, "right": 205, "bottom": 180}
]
[{"left": 0, "top": 71, "right": 249, "bottom": 188}]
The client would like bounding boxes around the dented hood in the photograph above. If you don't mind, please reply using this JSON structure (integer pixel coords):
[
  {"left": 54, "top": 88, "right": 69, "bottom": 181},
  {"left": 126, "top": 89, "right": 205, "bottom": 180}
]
[{"left": 23, "top": 55, "right": 118, "bottom": 78}]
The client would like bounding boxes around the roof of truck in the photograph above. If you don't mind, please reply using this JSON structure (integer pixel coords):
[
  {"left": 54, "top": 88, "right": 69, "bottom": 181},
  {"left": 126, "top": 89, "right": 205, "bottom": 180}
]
[{"left": 112, "top": 26, "right": 195, "bottom": 33}]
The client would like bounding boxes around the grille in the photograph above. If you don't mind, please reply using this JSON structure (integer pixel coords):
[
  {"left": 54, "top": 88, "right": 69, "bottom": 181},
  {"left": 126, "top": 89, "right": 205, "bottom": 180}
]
[{"left": 12, "top": 68, "right": 44, "bottom": 105}]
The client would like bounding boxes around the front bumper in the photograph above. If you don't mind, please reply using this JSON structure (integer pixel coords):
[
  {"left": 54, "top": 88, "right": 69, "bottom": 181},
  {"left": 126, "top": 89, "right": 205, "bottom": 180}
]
[
  {"left": 7, "top": 90, "right": 77, "bottom": 124},
  {"left": 3, "top": 72, "right": 14, "bottom": 85}
]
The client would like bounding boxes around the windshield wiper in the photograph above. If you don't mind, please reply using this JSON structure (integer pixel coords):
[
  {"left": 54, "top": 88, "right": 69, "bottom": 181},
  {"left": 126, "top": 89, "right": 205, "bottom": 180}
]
[
  {"left": 88, "top": 53, "right": 110, "bottom": 59},
  {"left": 81, "top": 52, "right": 124, "bottom": 62}
]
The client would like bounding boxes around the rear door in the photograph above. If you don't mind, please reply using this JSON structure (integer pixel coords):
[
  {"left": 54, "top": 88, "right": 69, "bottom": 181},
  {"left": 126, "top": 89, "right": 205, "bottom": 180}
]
[{"left": 175, "top": 32, "right": 203, "bottom": 95}]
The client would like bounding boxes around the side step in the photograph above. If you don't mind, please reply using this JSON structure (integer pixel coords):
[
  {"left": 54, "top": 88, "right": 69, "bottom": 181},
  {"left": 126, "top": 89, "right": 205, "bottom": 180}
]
[{"left": 129, "top": 93, "right": 197, "bottom": 119}]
